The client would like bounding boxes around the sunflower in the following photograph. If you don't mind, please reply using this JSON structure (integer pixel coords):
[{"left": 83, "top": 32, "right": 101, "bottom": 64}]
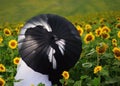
[
  {"left": 62, "top": 71, "right": 69, "bottom": 80},
  {"left": 0, "top": 64, "right": 6, "bottom": 72},
  {"left": 116, "top": 17, "right": 120, "bottom": 22},
  {"left": 15, "top": 28, "right": 20, "bottom": 34},
  {"left": 99, "top": 18, "right": 106, "bottom": 23},
  {"left": 4, "top": 28, "right": 11, "bottom": 36},
  {"left": 8, "top": 40, "right": 18, "bottom": 49},
  {"left": 112, "top": 39, "right": 117, "bottom": 44},
  {"left": 13, "top": 57, "right": 20, "bottom": 65},
  {"left": 117, "top": 31, "right": 120, "bottom": 38},
  {"left": 95, "top": 27, "right": 102, "bottom": 37},
  {"left": 76, "top": 25, "right": 84, "bottom": 36},
  {"left": 85, "top": 24, "right": 92, "bottom": 33},
  {"left": 94, "top": 66, "right": 102, "bottom": 74},
  {"left": 96, "top": 42, "right": 108, "bottom": 54},
  {"left": 0, "top": 36, "right": 3, "bottom": 43},
  {"left": 113, "top": 47, "right": 120, "bottom": 60},
  {"left": 101, "top": 32, "right": 110, "bottom": 39},
  {"left": 84, "top": 32, "right": 95, "bottom": 44},
  {"left": 18, "top": 23, "right": 24, "bottom": 28},
  {"left": 0, "top": 77, "right": 5, "bottom": 86},
  {"left": 112, "top": 43, "right": 117, "bottom": 47},
  {"left": 112, "top": 39, "right": 117, "bottom": 47},
  {"left": 116, "top": 23, "right": 120, "bottom": 29},
  {"left": 101, "top": 26, "right": 111, "bottom": 33}
]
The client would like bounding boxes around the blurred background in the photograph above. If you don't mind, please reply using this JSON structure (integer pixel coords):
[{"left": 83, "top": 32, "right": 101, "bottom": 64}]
[{"left": 0, "top": 0, "right": 120, "bottom": 22}]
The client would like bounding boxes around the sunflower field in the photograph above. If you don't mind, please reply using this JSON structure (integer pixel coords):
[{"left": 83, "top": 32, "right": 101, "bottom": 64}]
[{"left": 0, "top": 12, "right": 120, "bottom": 86}]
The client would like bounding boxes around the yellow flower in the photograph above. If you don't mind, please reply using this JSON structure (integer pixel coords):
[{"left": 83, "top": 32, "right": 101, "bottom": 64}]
[
  {"left": 0, "top": 36, "right": 3, "bottom": 43},
  {"left": 112, "top": 39, "right": 117, "bottom": 44},
  {"left": 116, "top": 23, "right": 120, "bottom": 29},
  {"left": 62, "top": 71, "right": 69, "bottom": 80},
  {"left": 19, "top": 23, "right": 24, "bottom": 28},
  {"left": 117, "top": 31, "right": 120, "bottom": 38},
  {"left": 85, "top": 24, "right": 92, "bottom": 33},
  {"left": 94, "top": 66, "right": 102, "bottom": 74},
  {"left": 15, "top": 28, "right": 20, "bottom": 34},
  {"left": 116, "top": 17, "right": 120, "bottom": 22},
  {"left": 95, "top": 27, "right": 102, "bottom": 37},
  {"left": 101, "top": 32, "right": 110, "bottom": 39},
  {"left": 0, "top": 64, "right": 6, "bottom": 72},
  {"left": 113, "top": 43, "right": 118, "bottom": 47},
  {"left": 113, "top": 47, "right": 120, "bottom": 60},
  {"left": 8, "top": 40, "right": 18, "bottom": 49},
  {"left": 0, "top": 77, "right": 5, "bottom": 86},
  {"left": 76, "top": 25, "right": 84, "bottom": 36},
  {"left": 84, "top": 32, "right": 95, "bottom": 44},
  {"left": 112, "top": 39, "right": 117, "bottom": 47},
  {"left": 13, "top": 57, "right": 20, "bottom": 65},
  {"left": 101, "top": 26, "right": 111, "bottom": 33},
  {"left": 96, "top": 42, "right": 108, "bottom": 54},
  {"left": 100, "top": 18, "right": 106, "bottom": 23},
  {"left": 4, "top": 28, "right": 11, "bottom": 36},
  {"left": 30, "top": 84, "right": 35, "bottom": 86}
]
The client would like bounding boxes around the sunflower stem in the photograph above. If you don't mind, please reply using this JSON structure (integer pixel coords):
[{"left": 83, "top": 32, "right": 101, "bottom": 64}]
[
  {"left": 97, "top": 54, "right": 101, "bottom": 86},
  {"left": 97, "top": 54, "right": 100, "bottom": 66}
]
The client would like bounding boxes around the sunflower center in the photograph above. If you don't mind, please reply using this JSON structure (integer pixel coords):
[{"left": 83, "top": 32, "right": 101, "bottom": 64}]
[
  {"left": 78, "top": 30, "right": 81, "bottom": 33},
  {"left": 112, "top": 39, "right": 117, "bottom": 43},
  {"left": 116, "top": 24, "right": 120, "bottom": 28},
  {"left": 0, "top": 66, "right": 4, "bottom": 70},
  {"left": 5, "top": 30, "right": 10, "bottom": 34},
  {"left": 102, "top": 33, "right": 108, "bottom": 38},
  {"left": 87, "top": 35, "right": 92, "bottom": 41},
  {"left": 114, "top": 50, "right": 120, "bottom": 57},
  {"left": 103, "top": 29, "right": 108, "bottom": 32},
  {"left": 15, "top": 59, "right": 19, "bottom": 64},
  {"left": 0, "top": 81, "right": 3, "bottom": 86},
  {"left": 96, "top": 68, "right": 100, "bottom": 71},
  {"left": 97, "top": 30, "right": 101, "bottom": 35},
  {"left": 64, "top": 73, "right": 68, "bottom": 77},
  {"left": 98, "top": 47, "right": 106, "bottom": 53},
  {"left": 11, "top": 42, "right": 15, "bottom": 46}
]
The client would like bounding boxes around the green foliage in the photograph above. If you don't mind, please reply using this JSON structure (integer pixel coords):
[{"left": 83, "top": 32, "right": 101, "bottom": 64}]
[
  {"left": 37, "top": 83, "right": 45, "bottom": 86},
  {"left": 0, "top": 23, "right": 22, "bottom": 86}
]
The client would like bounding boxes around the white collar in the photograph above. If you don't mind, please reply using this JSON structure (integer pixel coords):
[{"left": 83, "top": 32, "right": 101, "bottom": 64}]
[{"left": 14, "top": 59, "right": 52, "bottom": 86}]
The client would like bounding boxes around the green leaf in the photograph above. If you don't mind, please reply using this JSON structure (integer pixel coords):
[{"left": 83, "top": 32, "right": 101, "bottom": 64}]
[
  {"left": 113, "top": 60, "right": 120, "bottom": 66},
  {"left": 0, "top": 43, "right": 4, "bottom": 47},
  {"left": 67, "top": 79, "right": 74, "bottom": 84},
  {"left": 73, "top": 81, "right": 82, "bottom": 86},
  {"left": 80, "top": 75, "right": 88, "bottom": 80},
  {"left": 102, "top": 53, "right": 113, "bottom": 59},
  {"left": 37, "top": 83, "right": 45, "bottom": 86},
  {"left": 59, "top": 79, "right": 65, "bottom": 84},
  {"left": 100, "top": 68, "right": 109, "bottom": 76},
  {"left": 105, "top": 76, "right": 120, "bottom": 84},
  {"left": 91, "top": 77, "right": 100, "bottom": 86}
]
